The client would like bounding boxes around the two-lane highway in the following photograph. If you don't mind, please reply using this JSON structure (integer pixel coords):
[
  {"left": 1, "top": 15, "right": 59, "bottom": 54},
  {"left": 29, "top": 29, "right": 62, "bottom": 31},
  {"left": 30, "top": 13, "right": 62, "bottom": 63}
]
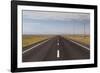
[{"left": 22, "top": 36, "right": 90, "bottom": 62}]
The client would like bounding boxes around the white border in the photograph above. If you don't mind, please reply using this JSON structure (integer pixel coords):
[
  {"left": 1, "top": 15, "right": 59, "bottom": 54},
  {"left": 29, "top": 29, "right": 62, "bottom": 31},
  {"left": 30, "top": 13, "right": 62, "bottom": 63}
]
[{"left": 17, "top": 5, "right": 94, "bottom": 68}]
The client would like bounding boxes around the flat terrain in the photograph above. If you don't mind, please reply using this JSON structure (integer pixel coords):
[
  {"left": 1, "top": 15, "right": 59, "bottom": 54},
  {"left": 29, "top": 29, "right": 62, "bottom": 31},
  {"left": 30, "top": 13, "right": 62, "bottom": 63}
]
[
  {"left": 22, "top": 36, "right": 90, "bottom": 62},
  {"left": 22, "top": 35, "right": 51, "bottom": 48},
  {"left": 63, "top": 35, "right": 90, "bottom": 47}
]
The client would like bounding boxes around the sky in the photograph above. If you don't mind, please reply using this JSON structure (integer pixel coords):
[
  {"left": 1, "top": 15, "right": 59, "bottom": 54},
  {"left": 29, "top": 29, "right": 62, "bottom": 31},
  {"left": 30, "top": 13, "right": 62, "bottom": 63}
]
[{"left": 22, "top": 10, "right": 90, "bottom": 35}]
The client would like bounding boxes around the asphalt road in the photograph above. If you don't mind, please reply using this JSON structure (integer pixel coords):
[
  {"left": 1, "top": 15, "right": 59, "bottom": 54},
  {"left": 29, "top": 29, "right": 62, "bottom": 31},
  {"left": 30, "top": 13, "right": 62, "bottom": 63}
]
[{"left": 22, "top": 36, "right": 90, "bottom": 62}]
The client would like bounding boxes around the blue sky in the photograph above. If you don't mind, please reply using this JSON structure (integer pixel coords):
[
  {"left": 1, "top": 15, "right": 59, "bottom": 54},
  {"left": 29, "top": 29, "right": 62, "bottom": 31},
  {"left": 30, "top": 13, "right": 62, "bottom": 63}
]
[{"left": 22, "top": 10, "right": 90, "bottom": 35}]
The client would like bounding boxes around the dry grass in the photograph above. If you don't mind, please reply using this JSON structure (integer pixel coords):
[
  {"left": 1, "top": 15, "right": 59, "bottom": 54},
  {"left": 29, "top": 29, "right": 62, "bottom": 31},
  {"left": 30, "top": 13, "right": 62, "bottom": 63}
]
[
  {"left": 63, "top": 35, "right": 90, "bottom": 45},
  {"left": 22, "top": 35, "right": 51, "bottom": 47}
]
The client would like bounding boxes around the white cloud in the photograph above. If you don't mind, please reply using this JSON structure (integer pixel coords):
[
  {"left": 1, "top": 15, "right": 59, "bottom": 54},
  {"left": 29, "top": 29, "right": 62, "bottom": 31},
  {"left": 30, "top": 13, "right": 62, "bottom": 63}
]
[
  {"left": 23, "top": 10, "right": 90, "bottom": 22},
  {"left": 22, "top": 10, "right": 90, "bottom": 35}
]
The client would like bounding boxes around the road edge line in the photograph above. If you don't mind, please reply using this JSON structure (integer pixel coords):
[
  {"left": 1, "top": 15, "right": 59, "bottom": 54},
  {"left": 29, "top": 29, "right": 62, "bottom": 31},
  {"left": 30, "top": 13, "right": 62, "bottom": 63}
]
[
  {"left": 70, "top": 40, "right": 90, "bottom": 50},
  {"left": 22, "top": 39, "right": 49, "bottom": 54}
]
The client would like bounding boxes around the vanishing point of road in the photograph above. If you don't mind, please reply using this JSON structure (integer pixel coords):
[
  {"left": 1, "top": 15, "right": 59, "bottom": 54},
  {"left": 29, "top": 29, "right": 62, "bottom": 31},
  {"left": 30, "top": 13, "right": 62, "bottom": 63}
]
[{"left": 22, "top": 36, "right": 90, "bottom": 62}]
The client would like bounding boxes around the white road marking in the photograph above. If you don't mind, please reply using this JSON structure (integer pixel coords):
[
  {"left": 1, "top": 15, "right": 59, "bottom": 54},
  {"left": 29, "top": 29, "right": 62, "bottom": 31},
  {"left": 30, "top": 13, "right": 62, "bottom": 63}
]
[
  {"left": 57, "top": 39, "right": 60, "bottom": 46},
  {"left": 57, "top": 49, "right": 60, "bottom": 58},
  {"left": 57, "top": 39, "right": 59, "bottom": 42},
  {"left": 57, "top": 42, "right": 59, "bottom": 46},
  {"left": 22, "top": 40, "right": 49, "bottom": 54},
  {"left": 70, "top": 40, "right": 90, "bottom": 50}
]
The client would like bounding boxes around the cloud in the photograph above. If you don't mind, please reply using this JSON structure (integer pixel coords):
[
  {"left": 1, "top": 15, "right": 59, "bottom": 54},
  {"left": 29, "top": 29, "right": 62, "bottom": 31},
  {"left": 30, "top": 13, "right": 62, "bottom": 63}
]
[
  {"left": 23, "top": 10, "right": 90, "bottom": 22},
  {"left": 22, "top": 10, "right": 90, "bottom": 35}
]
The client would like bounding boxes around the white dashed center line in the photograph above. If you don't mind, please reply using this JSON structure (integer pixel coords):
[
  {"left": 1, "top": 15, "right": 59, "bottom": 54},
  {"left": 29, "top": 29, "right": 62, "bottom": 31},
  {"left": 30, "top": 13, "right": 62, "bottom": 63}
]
[
  {"left": 58, "top": 39, "right": 59, "bottom": 42},
  {"left": 57, "top": 42, "right": 59, "bottom": 46},
  {"left": 57, "top": 49, "right": 60, "bottom": 58},
  {"left": 57, "top": 39, "right": 60, "bottom": 58}
]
